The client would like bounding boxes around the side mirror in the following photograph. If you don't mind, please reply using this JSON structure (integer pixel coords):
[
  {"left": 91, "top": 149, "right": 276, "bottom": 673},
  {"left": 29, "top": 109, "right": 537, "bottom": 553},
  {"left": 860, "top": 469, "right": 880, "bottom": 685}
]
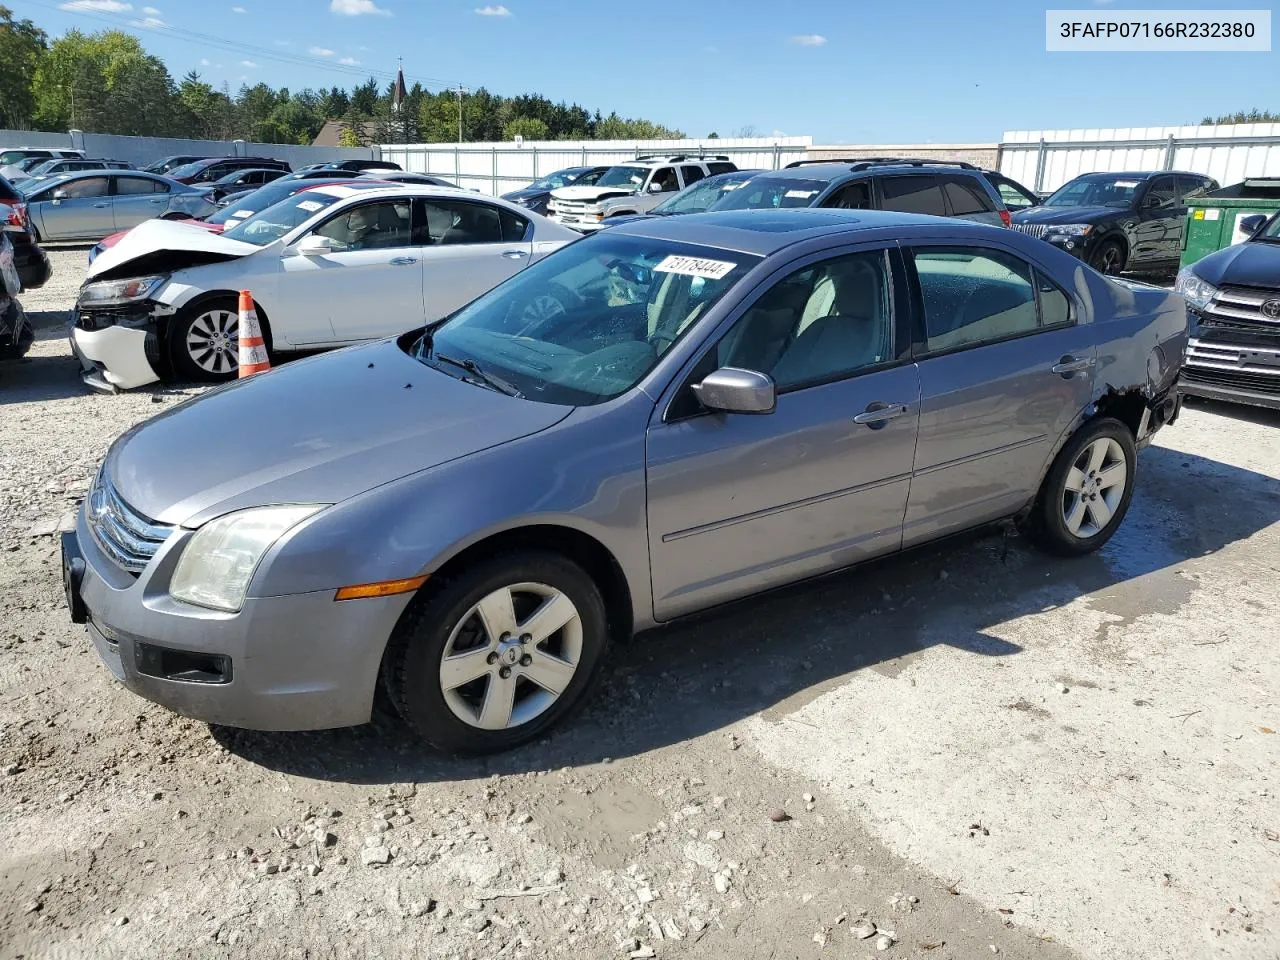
[
  {"left": 297, "top": 234, "right": 333, "bottom": 256},
  {"left": 691, "top": 367, "right": 776, "bottom": 415},
  {"left": 648, "top": 181, "right": 665, "bottom": 193},
  {"left": 51, "top": 190, "right": 66, "bottom": 204},
  {"left": 1239, "top": 213, "right": 1267, "bottom": 236}
]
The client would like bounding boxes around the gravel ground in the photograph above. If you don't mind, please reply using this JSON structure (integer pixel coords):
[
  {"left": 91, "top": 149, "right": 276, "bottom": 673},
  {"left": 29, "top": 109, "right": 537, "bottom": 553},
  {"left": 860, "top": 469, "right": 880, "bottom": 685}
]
[{"left": 1, "top": 248, "right": 1277, "bottom": 960}]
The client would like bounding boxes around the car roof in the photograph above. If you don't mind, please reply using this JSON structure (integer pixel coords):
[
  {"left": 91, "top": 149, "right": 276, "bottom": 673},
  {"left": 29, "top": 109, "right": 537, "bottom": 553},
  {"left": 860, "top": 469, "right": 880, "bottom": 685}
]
[{"left": 604, "top": 207, "right": 1005, "bottom": 256}]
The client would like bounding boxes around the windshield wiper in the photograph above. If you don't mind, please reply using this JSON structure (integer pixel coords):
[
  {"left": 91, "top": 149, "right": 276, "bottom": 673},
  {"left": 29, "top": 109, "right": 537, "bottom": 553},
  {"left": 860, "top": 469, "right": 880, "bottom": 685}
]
[{"left": 434, "top": 352, "right": 524, "bottom": 398}]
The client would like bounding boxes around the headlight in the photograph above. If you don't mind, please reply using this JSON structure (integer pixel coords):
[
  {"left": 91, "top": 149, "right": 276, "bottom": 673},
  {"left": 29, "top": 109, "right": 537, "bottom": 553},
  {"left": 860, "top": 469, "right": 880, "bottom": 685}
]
[
  {"left": 1045, "top": 224, "right": 1093, "bottom": 237},
  {"left": 79, "top": 274, "right": 167, "bottom": 308},
  {"left": 170, "top": 505, "right": 325, "bottom": 612},
  {"left": 1175, "top": 268, "right": 1218, "bottom": 310}
]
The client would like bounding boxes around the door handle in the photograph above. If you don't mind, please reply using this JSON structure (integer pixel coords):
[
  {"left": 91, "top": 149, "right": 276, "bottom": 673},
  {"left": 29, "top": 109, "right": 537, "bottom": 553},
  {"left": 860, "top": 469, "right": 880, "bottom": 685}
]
[
  {"left": 92, "top": 203, "right": 109, "bottom": 208},
  {"left": 502, "top": 250, "right": 529, "bottom": 260},
  {"left": 149, "top": 198, "right": 165, "bottom": 203},
  {"left": 853, "top": 402, "right": 909, "bottom": 428},
  {"left": 1051, "top": 355, "right": 1094, "bottom": 377},
  {"left": 389, "top": 256, "right": 418, "bottom": 265}
]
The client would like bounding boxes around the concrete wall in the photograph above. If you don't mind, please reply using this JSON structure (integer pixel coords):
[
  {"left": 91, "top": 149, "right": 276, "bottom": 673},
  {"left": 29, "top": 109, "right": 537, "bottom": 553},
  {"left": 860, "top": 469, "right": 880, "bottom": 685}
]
[
  {"left": 807, "top": 144, "right": 1000, "bottom": 168},
  {"left": 379, "top": 137, "right": 813, "bottom": 195},
  {"left": 1001, "top": 123, "right": 1280, "bottom": 192},
  {"left": 0, "top": 128, "right": 377, "bottom": 170}
]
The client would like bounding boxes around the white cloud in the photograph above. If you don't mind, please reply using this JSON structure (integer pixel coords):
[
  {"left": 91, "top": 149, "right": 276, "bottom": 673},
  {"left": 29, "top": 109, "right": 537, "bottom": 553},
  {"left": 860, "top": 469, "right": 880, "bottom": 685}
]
[
  {"left": 199, "top": 57, "right": 212, "bottom": 66},
  {"left": 475, "top": 4, "right": 511, "bottom": 15},
  {"left": 338, "top": 56, "right": 360, "bottom": 65},
  {"left": 309, "top": 45, "right": 335, "bottom": 56},
  {"left": 330, "top": 0, "right": 391, "bottom": 15},
  {"left": 132, "top": 15, "right": 165, "bottom": 26},
  {"left": 59, "top": 0, "right": 132, "bottom": 11},
  {"left": 239, "top": 59, "right": 257, "bottom": 67},
  {"left": 788, "top": 34, "right": 827, "bottom": 46},
  {"left": 142, "top": 4, "right": 160, "bottom": 12},
  {"left": 231, "top": 5, "right": 246, "bottom": 12}
]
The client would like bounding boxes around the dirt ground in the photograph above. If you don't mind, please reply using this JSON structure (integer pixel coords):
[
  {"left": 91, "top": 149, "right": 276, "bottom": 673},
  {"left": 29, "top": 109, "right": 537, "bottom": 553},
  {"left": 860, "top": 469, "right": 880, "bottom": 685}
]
[{"left": 1, "top": 248, "right": 1277, "bottom": 960}]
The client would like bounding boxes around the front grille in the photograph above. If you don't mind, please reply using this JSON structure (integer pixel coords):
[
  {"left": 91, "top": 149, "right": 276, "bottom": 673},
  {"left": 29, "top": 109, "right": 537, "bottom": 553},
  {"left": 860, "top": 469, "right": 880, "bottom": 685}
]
[
  {"left": 1012, "top": 223, "right": 1050, "bottom": 240},
  {"left": 1182, "top": 366, "right": 1280, "bottom": 395},
  {"left": 1202, "top": 285, "right": 1280, "bottom": 330},
  {"left": 87, "top": 471, "right": 172, "bottom": 575}
]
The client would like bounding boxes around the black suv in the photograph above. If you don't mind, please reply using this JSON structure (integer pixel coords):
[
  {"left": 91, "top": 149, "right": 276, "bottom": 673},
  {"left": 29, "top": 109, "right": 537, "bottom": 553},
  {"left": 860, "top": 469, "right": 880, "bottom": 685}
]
[
  {"left": 168, "top": 156, "right": 292, "bottom": 185},
  {"left": 709, "top": 158, "right": 1010, "bottom": 226},
  {"left": 1011, "top": 170, "right": 1218, "bottom": 275}
]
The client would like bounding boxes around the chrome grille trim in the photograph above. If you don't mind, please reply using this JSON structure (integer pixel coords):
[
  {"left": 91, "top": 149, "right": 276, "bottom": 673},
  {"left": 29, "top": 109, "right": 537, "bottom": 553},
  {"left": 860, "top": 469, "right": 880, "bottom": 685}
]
[
  {"left": 1012, "top": 223, "right": 1049, "bottom": 240},
  {"left": 1186, "top": 337, "right": 1280, "bottom": 377},
  {"left": 1204, "top": 285, "right": 1280, "bottom": 327},
  {"left": 87, "top": 471, "right": 172, "bottom": 574}
]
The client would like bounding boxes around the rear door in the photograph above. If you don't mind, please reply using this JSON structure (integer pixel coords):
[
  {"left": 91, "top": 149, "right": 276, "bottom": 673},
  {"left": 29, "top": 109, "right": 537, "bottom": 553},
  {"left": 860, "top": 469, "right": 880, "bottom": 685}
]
[
  {"left": 419, "top": 197, "right": 533, "bottom": 321},
  {"left": 35, "top": 175, "right": 111, "bottom": 240},
  {"left": 902, "top": 242, "right": 1095, "bottom": 543},
  {"left": 110, "top": 174, "right": 170, "bottom": 229}
]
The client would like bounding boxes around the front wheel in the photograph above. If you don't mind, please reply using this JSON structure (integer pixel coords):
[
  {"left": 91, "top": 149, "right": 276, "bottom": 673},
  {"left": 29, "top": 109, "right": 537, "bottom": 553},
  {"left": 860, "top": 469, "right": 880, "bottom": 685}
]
[
  {"left": 168, "top": 298, "right": 243, "bottom": 382},
  {"left": 1089, "top": 238, "right": 1126, "bottom": 275},
  {"left": 382, "top": 551, "right": 610, "bottom": 754},
  {"left": 1025, "top": 417, "right": 1136, "bottom": 556}
]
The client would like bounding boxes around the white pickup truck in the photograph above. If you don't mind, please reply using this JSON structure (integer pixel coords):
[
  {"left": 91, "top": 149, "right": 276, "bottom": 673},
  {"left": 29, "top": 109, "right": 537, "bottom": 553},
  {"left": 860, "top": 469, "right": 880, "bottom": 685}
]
[{"left": 548, "top": 154, "right": 737, "bottom": 232}]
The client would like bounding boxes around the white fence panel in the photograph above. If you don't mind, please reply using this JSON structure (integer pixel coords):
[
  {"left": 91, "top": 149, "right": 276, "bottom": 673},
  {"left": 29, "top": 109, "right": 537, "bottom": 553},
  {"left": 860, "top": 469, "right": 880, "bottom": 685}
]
[
  {"left": 1000, "top": 123, "right": 1280, "bottom": 193},
  {"left": 379, "top": 137, "right": 812, "bottom": 196}
]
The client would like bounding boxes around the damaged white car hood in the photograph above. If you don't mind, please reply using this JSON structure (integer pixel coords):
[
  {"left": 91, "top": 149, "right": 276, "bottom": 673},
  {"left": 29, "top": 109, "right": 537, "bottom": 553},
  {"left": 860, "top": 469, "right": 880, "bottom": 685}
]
[{"left": 86, "top": 219, "right": 262, "bottom": 280}]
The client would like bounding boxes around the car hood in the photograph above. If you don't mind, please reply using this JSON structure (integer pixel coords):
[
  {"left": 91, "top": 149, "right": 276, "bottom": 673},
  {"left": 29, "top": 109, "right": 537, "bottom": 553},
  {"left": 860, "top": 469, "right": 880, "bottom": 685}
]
[
  {"left": 86, "top": 218, "right": 259, "bottom": 281},
  {"left": 551, "top": 184, "right": 637, "bottom": 202},
  {"left": 502, "top": 187, "right": 548, "bottom": 202},
  {"left": 1013, "top": 205, "right": 1126, "bottom": 225},
  {"left": 106, "top": 338, "right": 573, "bottom": 527},
  {"left": 1188, "top": 239, "right": 1280, "bottom": 287}
]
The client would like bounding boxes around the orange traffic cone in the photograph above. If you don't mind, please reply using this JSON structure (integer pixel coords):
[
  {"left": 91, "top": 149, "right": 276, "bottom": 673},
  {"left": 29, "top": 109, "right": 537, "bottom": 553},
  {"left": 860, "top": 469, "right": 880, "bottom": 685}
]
[{"left": 237, "top": 290, "right": 270, "bottom": 378}]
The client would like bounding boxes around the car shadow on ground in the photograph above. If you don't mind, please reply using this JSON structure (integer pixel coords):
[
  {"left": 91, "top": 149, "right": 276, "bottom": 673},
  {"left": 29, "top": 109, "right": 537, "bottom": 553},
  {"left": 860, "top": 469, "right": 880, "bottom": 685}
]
[{"left": 212, "top": 439, "right": 1280, "bottom": 784}]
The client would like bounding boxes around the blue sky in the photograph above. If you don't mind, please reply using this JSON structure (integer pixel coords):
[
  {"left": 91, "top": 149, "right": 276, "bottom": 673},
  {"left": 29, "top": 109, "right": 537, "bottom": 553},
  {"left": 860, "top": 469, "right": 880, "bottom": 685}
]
[{"left": 22, "top": 0, "right": 1280, "bottom": 142}]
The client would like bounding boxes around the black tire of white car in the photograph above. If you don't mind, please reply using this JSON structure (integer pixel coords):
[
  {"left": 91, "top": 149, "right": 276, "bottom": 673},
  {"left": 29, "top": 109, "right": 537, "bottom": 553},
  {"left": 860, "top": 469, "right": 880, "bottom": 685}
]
[
  {"left": 382, "top": 551, "right": 611, "bottom": 755},
  {"left": 169, "top": 297, "right": 244, "bottom": 383},
  {"left": 1026, "top": 416, "right": 1136, "bottom": 557}
]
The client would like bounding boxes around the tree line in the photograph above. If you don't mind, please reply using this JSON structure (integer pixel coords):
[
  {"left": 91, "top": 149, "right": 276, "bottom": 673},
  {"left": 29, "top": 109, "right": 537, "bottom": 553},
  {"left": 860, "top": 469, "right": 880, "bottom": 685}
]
[{"left": 0, "top": 7, "right": 684, "bottom": 146}]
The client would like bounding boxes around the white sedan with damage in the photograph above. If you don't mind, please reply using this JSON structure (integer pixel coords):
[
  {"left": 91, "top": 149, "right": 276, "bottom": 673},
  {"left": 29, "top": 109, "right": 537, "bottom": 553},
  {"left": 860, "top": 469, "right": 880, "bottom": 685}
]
[{"left": 70, "top": 184, "right": 580, "bottom": 391}]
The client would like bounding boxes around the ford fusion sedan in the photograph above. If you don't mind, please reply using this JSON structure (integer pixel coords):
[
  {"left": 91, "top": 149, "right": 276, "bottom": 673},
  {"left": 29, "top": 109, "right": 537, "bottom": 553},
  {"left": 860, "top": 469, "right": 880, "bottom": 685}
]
[
  {"left": 19, "top": 171, "right": 217, "bottom": 243},
  {"left": 63, "top": 208, "right": 1186, "bottom": 754},
  {"left": 1012, "top": 171, "right": 1218, "bottom": 275},
  {"left": 71, "top": 184, "right": 578, "bottom": 390}
]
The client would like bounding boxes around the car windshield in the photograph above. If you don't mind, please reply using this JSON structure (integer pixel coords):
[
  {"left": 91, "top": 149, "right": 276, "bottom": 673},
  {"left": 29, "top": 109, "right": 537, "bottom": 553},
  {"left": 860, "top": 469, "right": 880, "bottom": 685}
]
[
  {"left": 166, "top": 161, "right": 210, "bottom": 180},
  {"left": 204, "top": 180, "right": 307, "bottom": 224},
  {"left": 414, "top": 234, "right": 760, "bottom": 406},
  {"left": 530, "top": 170, "right": 585, "bottom": 190},
  {"left": 654, "top": 174, "right": 754, "bottom": 215},
  {"left": 710, "top": 176, "right": 828, "bottom": 211},
  {"left": 0, "top": 151, "right": 38, "bottom": 166},
  {"left": 221, "top": 192, "right": 341, "bottom": 246},
  {"left": 596, "top": 166, "right": 648, "bottom": 188},
  {"left": 1260, "top": 214, "right": 1280, "bottom": 240},
  {"left": 1044, "top": 176, "right": 1142, "bottom": 208}
]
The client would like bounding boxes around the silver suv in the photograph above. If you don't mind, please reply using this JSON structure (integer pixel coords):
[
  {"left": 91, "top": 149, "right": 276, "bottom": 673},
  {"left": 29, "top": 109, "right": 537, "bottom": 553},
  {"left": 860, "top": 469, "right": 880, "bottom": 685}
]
[{"left": 549, "top": 154, "right": 738, "bottom": 231}]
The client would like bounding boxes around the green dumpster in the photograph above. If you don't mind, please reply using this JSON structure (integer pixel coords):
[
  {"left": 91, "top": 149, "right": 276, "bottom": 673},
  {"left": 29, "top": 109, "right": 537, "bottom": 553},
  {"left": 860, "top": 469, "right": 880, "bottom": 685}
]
[{"left": 1181, "top": 178, "right": 1280, "bottom": 268}]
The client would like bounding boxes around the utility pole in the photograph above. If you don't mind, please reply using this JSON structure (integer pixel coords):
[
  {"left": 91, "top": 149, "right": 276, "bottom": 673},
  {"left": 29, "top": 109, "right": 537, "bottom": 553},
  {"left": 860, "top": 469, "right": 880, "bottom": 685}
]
[{"left": 455, "top": 84, "right": 465, "bottom": 143}]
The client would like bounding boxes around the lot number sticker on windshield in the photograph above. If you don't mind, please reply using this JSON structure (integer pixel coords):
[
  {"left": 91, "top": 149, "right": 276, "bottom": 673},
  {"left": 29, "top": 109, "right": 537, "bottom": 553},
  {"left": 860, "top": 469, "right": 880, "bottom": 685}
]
[
  {"left": 653, "top": 255, "right": 737, "bottom": 280},
  {"left": 233, "top": 210, "right": 253, "bottom": 217},
  {"left": 296, "top": 200, "right": 324, "bottom": 212},
  {"left": 785, "top": 189, "right": 819, "bottom": 199}
]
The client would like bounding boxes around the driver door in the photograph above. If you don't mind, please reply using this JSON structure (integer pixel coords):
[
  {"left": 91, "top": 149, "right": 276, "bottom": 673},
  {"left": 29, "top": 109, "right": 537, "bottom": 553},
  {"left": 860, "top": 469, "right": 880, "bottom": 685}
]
[
  {"left": 276, "top": 197, "right": 423, "bottom": 344},
  {"left": 36, "top": 176, "right": 111, "bottom": 240}
]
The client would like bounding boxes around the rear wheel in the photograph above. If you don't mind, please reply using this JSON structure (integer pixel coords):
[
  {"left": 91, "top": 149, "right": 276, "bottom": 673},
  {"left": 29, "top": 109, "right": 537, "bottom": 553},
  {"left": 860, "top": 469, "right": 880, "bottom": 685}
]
[
  {"left": 383, "top": 551, "right": 610, "bottom": 754},
  {"left": 168, "top": 298, "right": 242, "bottom": 382},
  {"left": 1025, "top": 417, "right": 1136, "bottom": 556},
  {"left": 1089, "top": 238, "right": 1126, "bottom": 275}
]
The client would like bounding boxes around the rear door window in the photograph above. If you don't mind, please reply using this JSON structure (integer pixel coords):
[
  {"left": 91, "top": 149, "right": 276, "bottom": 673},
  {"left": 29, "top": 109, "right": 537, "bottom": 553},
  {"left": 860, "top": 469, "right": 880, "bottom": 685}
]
[
  {"left": 942, "top": 176, "right": 995, "bottom": 215},
  {"left": 680, "top": 165, "right": 706, "bottom": 186},
  {"left": 421, "top": 198, "right": 504, "bottom": 245},
  {"left": 911, "top": 246, "right": 1049, "bottom": 352},
  {"left": 499, "top": 207, "right": 531, "bottom": 242},
  {"left": 879, "top": 175, "right": 947, "bottom": 216},
  {"left": 114, "top": 175, "right": 166, "bottom": 195}
]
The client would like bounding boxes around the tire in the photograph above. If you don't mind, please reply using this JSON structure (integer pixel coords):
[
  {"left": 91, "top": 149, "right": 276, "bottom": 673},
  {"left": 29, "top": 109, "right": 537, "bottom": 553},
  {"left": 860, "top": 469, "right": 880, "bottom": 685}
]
[
  {"left": 1089, "top": 238, "right": 1126, "bottom": 275},
  {"left": 382, "top": 550, "right": 611, "bottom": 755},
  {"left": 168, "top": 297, "right": 245, "bottom": 383},
  {"left": 513, "top": 284, "right": 581, "bottom": 333},
  {"left": 0, "top": 300, "right": 33, "bottom": 361},
  {"left": 1025, "top": 417, "right": 1137, "bottom": 556}
]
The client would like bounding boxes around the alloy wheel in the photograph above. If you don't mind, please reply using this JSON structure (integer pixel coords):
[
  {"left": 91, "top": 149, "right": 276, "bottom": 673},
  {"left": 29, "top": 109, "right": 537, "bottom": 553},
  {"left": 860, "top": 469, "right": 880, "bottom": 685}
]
[
  {"left": 1061, "top": 437, "right": 1128, "bottom": 538},
  {"left": 437, "top": 581, "right": 583, "bottom": 730},
  {"left": 185, "top": 308, "right": 239, "bottom": 375},
  {"left": 520, "top": 294, "right": 566, "bottom": 326}
]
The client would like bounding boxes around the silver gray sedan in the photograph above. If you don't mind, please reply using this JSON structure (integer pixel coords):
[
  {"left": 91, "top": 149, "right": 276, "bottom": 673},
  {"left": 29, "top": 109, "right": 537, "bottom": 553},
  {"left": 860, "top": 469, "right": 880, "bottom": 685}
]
[
  {"left": 20, "top": 171, "right": 216, "bottom": 242},
  {"left": 62, "top": 209, "right": 1187, "bottom": 754}
]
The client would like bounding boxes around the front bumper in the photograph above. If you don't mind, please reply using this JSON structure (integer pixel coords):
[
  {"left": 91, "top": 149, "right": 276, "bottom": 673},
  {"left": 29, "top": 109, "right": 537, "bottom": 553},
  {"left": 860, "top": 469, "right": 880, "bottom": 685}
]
[
  {"left": 1180, "top": 335, "right": 1280, "bottom": 410},
  {"left": 548, "top": 213, "right": 605, "bottom": 233},
  {"left": 68, "top": 504, "right": 414, "bottom": 731},
  {"left": 71, "top": 323, "right": 160, "bottom": 391}
]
